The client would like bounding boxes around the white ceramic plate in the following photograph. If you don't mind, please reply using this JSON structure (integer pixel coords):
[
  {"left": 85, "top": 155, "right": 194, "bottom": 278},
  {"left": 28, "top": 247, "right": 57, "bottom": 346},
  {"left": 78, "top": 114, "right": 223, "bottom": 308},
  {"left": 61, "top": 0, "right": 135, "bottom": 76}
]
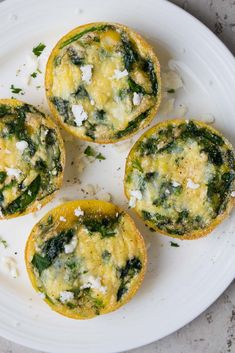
[{"left": 0, "top": 0, "right": 235, "bottom": 352}]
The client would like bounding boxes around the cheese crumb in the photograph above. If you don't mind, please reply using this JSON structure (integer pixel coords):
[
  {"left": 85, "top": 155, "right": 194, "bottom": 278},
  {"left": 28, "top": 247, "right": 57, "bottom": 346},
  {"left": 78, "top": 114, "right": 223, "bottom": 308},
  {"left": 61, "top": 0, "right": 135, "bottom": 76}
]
[
  {"left": 112, "top": 69, "right": 128, "bottom": 80},
  {"left": 72, "top": 104, "right": 88, "bottom": 126},
  {"left": 64, "top": 236, "right": 77, "bottom": 254},
  {"left": 133, "top": 92, "right": 142, "bottom": 106},
  {"left": 6, "top": 168, "right": 22, "bottom": 179},
  {"left": 186, "top": 178, "right": 200, "bottom": 190},
  {"left": 97, "top": 191, "right": 112, "bottom": 202},
  {"left": 129, "top": 190, "right": 142, "bottom": 208},
  {"left": 74, "top": 207, "right": 84, "bottom": 217},
  {"left": 172, "top": 180, "right": 181, "bottom": 187},
  {"left": 231, "top": 191, "right": 235, "bottom": 197},
  {"left": 37, "top": 203, "right": 42, "bottom": 210},
  {"left": 59, "top": 291, "right": 74, "bottom": 303},
  {"left": 1, "top": 257, "right": 19, "bottom": 278},
  {"left": 90, "top": 99, "right": 95, "bottom": 105},
  {"left": 162, "top": 70, "right": 183, "bottom": 90},
  {"left": 59, "top": 216, "right": 66, "bottom": 222},
  {"left": 80, "top": 64, "right": 93, "bottom": 84},
  {"left": 38, "top": 292, "right": 45, "bottom": 299},
  {"left": 80, "top": 275, "right": 107, "bottom": 294},
  {"left": 16, "top": 140, "right": 28, "bottom": 153}
]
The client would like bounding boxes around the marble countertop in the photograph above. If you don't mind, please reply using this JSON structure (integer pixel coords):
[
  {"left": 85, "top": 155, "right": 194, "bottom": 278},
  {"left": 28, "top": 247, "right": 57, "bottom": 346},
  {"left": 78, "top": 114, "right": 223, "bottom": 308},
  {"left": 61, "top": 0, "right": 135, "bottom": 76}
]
[{"left": 0, "top": 0, "right": 235, "bottom": 353}]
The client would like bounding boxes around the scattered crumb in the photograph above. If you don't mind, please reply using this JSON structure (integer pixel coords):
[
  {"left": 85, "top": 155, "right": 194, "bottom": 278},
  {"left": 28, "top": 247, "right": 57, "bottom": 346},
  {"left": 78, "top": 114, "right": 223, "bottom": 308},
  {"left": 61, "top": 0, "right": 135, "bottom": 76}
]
[
  {"left": 1, "top": 257, "right": 19, "bottom": 278},
  {"left": 170, "top": 241, "right": 180, "bottom": 247}
]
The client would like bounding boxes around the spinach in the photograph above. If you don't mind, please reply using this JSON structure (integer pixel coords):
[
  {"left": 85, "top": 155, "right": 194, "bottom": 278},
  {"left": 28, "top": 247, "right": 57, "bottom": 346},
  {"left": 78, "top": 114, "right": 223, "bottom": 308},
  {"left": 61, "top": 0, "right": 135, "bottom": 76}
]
[
  {"left": 30, "top": 72, "right": 37, "bottom": 78},
  {"left": 128, "top": 78, "right": 145, "bottom": 94},
  {"left": 67, "top": 46, "right": 84, "bottom": 65},
  {"left": 85, "top": 122, "right": 96, "bottom": 140},
  {"left": 54, "top": 56, "right": 62, "bottom": 67},
  {"left": 226, "top": 150, "right": 235, "bottom": 169},
  {"left": 132, "top": 159, "right": 143, "bottom": 172},
  {"left": 10, "top": 84, "right": 24, "bottom": 95},
  {"left": 142, "top": 210, "right": 171, "bottom": 229},
  {"left": 140, "top": 137, "right": 158, "bottom": 155},
  {"left": 51, "top": 97, "right": 70, "bottom": 120},
  {"left": 74, "top": 85, "right": 89, "bottom": 99},
  {"left": 153, "top": 181, "right": 182, "bottom": 207},
  {"left": 117, "top": 257, "right": 142, "bottom": 301},
  {"left": 207, "top": 171, "right": 235, "bottom": 215},
  {"left": 115, "top": 109, "right": 150, "bottom": 139},
  {"left": 31, "top": 253, "right": 51, "bottom": 275},
  {"left": 3, "top": 175, "right": 41, "bottom": 215},
  {"left": 96, "top": 153, "right": 106, "bottom": 160},
  {"left": 45, "top": 129, "right": 56, "bottom": 146},
  {"left": 35, "top": 159, "right": 47, "bottom": 172},
  {"left": 39, "top": 215, "right": 53, "bottom": 231},
  {"left": 102, "top": 250, "right": 111, "bottom": 263},
  {"left": 0, "top": 171, "right": 7, "bottom": 183},
  {"left": 0, "top": 104, "right": 10, "bottom": 117},
  {"left": 32, "top": 43, "right": 46, "bottom": 57},
  {"left": 144, "top": 172, "right": 157, "bottom": 181},
  {"left": 118, "top": 88, "right": 130, "bottom": 100},
  {"left": 121, "top": 34, "right": 138, "bottom": 71},
  {"left": 167, "top": 89, "right": 175, "bottom": 93},
  {"left": 94, "top": 110, "right": 106, "bottom": 121},
  {"left": 142, "top": 59, "right": 158, "bottom": 95},
  {"left": 84, "top": 146, "right": 96, "bottom": 157},
  {"left": 42, "top": 229, "right": 74, "bottom": 262},
  {"left": 83, "top": 214, "right": 121, "bottom": 238},
  {"left": 170, "top": 241, "right": 179, "bottom": 247},
  {"left": 60, "top": 25, "right": 111, "bottom": 48}
]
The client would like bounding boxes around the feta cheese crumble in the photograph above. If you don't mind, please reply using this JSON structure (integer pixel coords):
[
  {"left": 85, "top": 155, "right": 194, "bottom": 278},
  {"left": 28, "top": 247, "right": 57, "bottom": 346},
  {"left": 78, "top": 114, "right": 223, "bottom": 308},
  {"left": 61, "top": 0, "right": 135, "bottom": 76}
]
[
  {"left": 186, "top": 178, "right": 200, "bottom": 190},
  {"left": 72, "top": 104, "right": 88, "bottom": 126},
  {"left": 129, "top": 190, "right": 142, "bottom": 208},
  {"left": 133, "top": 92, "right": 142, "bottom": 106},
  {"left": 1, "top": 257, "right": 19, "bottom": 278},
  {"left": 74, "top": 207, "right": 84, "bottom": 217},
  {"left": 112, "top": 69, "right": 128, "bottom": 80},
  {"left": 59, "top": 216, "right": 67, "bottom": 222},
  {"left": 6, "top": 167, "right": 22, "bottom": 179},
  {"left": 59, "top": 291, "right": 74, "bottom": 303},
  {"left": 231, "top": 191, "right": 235, "bottom": 197},
  {"left": 38, "top": 292, "right": 46, "bottom": 299},
  {"left": 80, "top": 64, "right": 93, "bottom": 84},
  {"left": 16, "top": 140, "right": 28, "bottom": 153},
  {"left": 172, "top": 180, "right": 181, "bottom": 187},
  {"left": 80, "top": 275, "right": 107, "bottom": 294},
  {"left": 64, "top": 236, "right": 77, "bottom": 254}
]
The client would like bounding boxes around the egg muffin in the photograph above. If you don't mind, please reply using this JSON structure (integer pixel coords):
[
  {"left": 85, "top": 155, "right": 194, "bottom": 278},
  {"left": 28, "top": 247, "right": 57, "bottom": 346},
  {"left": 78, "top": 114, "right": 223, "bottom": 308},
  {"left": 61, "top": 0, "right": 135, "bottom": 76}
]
[
  {"left": 124, "top": 120, "right": 235, "bottom": 239},
  {"left": 25, "top": 200, "right": 147, "bottom": 319},
  {"left": 0, "top": 99, "right": 65, "bottom": 219},
  {"left": 45, "top": 22, "right": 161, "bottom": 143}
]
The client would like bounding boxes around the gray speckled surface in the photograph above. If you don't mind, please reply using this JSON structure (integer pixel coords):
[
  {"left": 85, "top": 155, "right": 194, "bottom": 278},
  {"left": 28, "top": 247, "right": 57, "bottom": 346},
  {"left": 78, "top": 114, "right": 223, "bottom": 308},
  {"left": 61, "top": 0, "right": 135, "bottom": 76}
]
[{"left": 0, "top": 1, "right": 235, "bottom": 353}]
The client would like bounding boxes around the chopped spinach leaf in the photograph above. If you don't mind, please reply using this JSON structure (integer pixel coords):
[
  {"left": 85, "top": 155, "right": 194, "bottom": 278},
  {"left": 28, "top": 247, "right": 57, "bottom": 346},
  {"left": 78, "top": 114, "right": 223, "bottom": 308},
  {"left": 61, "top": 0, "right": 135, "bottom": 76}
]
[
  {"left": 115, "top": 109, "right": 150, "bottom": 139},
  {"left": 121, "top": 34, "right": 138, "bottom": 71},
  {"left": 67, "top": 46, "right": 84, "bottom": 65},
  {"left": 60, "top": 25, "right": 111, "bottom": 48},
  {"left": 10, "top": 85, "right": 24, "bottom": 95},
  {"left": 117, "top": 257, "right": 142, "bottom": 301},
  {"left": 0, "top": 171, "right": 7, "bottom": 183},
  {"left": 42, "top": 229, "right": 74, "bottom": 262},
  {"left": 94, "top": 109, "right": 106, "bottom": 121},
  {"left": 51, "top": 97, "right": 69, "bottom": 121},
  {"left": 84, "top": 145, "right": 96, "bottom": 157},
  {"left": 102, "top": 250, "right": 111, "bottom": 263},
  {"left": 32, "top": 43, "right": 46, "bottom": 57},
  {"left": 96, "top": 152, "right": 105, "bottom": 160},
  {"left": 167, "top": 89, "right": 175, "bottom": 93},
  {"left": 142, "top": 59, "right": 158, "bottom": 95},
  {"left": 83, "top": 214, "right": 121, "bottom": 238},
  {"left": 74, "top": 85, "right": 89, "bottom": 99},
  {"left": 0, "top": 105, "right": 10, "bottom": 117},
  {"left": 3, "top": 175, "right": 41, "bottom": 215},
  {"left": 30, "top": 72, "right": 37, "bottom": 78},
  {"left": 31, "top": 253, "right": 51, "bottom": 275},
  {"left": 170, "top": 241, "right": 180, "bottom": 247},
  {"left": 0, "top": 237, "right": 8, "bottom": 248},
  {"left": 128, "top": 78, "right": 145, "bottom": 94},
  {"left": 132, "top": 159, "right": 143, "bottom": 172}
]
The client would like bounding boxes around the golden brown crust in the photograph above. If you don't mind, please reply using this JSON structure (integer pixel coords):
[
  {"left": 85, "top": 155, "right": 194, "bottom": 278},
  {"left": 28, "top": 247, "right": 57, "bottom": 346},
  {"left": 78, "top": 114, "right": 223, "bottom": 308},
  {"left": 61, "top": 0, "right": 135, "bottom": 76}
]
[
  {"left": 25, "top": 200, "right": 147, "bottom": 319},
  {"left": 124, "top": 119, "right": 235, "bottom": 240},
  {"left": 45, "top": 22, "right": 161, "bottom": 144},
  {"left": 0, "top": 98, "right": 65, "bottom": 219}
]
